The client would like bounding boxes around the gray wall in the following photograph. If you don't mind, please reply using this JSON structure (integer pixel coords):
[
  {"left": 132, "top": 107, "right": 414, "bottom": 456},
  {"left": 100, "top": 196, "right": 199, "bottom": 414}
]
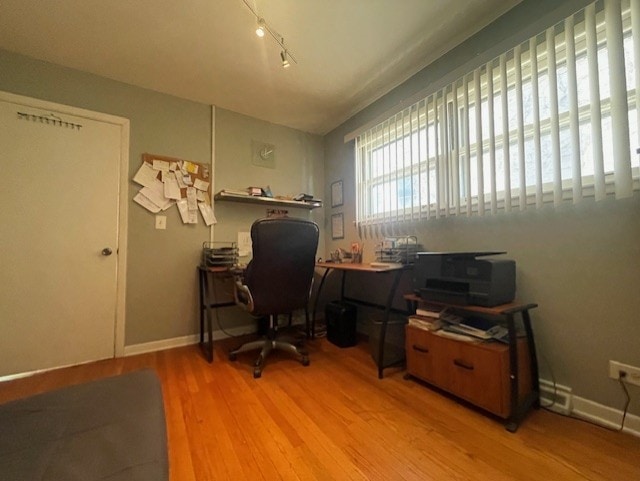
[
  {"left": 213, "top": 108, "right": 324, "bottom": 248},
  {"left": 210, "top": 107, "right": 325, "bottom": 330},
  {"left": 0, "top": 49, "right": 211, "bottom": 346},
  {"left": 323, "top": 0, "right": 640, "bottom": 415},
  {"left": 0, "top": 49, "right": 325, "bottom": 346}
]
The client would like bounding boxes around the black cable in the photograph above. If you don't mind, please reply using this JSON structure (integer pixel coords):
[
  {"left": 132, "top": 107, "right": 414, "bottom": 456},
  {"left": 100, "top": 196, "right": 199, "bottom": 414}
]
[
  {"left": 540, "top": 380, "right": 632, "bottom": 433},
  {"left": 540, "top": 353, "right": 632, "bottom": 433},
  {"left": 211, "top": 274, "right": 241, "bottom": 338},
  {"left": 214, "top": 308, "right": 240, "bottom": 338},
  {"left": 616, "top": 375, "right": 631, "bottom": 432},
  {"left": 212, "top": 279, "right": 304, "bottom": 340}
]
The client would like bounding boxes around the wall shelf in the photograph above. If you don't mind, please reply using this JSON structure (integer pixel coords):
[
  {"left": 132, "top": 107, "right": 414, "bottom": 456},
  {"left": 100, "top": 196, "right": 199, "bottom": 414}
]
[{"left": 214, "top": 190, "right": 322, "bottom": 210}]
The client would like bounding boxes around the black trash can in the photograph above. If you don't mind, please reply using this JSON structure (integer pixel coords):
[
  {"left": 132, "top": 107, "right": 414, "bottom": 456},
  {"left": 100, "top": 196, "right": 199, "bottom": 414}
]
[{"left": 325, "top": 301, "right": 357, "bottom": 348}]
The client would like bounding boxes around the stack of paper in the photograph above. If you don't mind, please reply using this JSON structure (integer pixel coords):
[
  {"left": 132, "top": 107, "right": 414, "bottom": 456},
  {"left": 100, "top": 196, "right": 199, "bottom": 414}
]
[
  {"left": 408, "top": 315, "right": 443, "bottom": 331},
  {"left": 441, "top": 316, "right": 499, "bottom": 340},
  {"left": 410, "top": 303, "right": 504, "bottom": 343},
  {"left": 408, "top": 303, "right": 451, "bottom": 332}
]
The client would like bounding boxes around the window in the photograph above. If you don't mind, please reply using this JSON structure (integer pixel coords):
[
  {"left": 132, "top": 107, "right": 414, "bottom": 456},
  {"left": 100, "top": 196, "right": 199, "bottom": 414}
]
[{"left": 355, "top": 0, "right": 640, "bottom": 227}]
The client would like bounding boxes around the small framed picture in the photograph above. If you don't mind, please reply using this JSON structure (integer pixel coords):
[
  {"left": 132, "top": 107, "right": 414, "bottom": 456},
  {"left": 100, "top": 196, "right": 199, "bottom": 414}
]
[
  {"left": 331, "top": 180, "right": 343, "bottom": 207},
  {"left": 331, "top": 213, "right": 344, "bottom": 239}
]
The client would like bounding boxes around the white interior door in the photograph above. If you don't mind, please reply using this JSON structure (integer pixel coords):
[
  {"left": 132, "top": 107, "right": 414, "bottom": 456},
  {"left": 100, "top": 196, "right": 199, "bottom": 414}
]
[{"left": 0, "top": 94, "right": 127, "bottom": 377}]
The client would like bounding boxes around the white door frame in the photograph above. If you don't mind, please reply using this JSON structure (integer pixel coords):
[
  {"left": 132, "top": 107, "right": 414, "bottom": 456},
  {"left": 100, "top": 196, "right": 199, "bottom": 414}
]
[{"left": 0, "top": 90, "right": 129, "bottom": 357}]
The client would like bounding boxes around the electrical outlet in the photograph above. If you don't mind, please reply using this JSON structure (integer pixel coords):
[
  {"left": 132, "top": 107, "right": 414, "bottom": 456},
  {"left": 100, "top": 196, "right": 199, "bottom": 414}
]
[{"left": 609, "top": 360, "right": 640, "bottom": 387}]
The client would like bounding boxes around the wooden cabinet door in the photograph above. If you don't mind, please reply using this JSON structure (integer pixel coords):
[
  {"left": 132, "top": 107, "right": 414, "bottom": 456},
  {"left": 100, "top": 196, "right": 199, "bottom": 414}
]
[
  {"left": 405, "top": 326, "right": 445, "bottom": 387},
  {"left": 444, "top": 342, "right": 509, "bottom": 417},
  {"left": 405, "top": 324, "right": 531, "bottom": 419}
]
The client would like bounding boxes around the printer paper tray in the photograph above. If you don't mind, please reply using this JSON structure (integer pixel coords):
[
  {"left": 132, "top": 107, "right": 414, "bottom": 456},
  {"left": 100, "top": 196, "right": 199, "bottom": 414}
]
[{"left": 419, "top": 288, "right": 470, "bottom": 306}]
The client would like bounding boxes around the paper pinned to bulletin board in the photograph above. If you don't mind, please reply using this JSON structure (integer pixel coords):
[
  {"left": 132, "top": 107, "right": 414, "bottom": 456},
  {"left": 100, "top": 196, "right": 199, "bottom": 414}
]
[{"left": 132, "top": 153, "right": 216, "bottom": 226}]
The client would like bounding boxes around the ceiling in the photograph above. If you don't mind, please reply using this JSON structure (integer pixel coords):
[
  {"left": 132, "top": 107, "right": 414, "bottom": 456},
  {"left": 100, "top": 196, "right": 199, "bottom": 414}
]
[{"left": 0, "top": 0, "right": 521, "bottom": 135}]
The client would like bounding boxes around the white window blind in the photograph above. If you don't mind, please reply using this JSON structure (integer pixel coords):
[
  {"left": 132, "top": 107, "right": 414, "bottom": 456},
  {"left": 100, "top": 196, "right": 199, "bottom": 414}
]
[{"left": 355, "top": 0, "right": 640, "bottom": 228}]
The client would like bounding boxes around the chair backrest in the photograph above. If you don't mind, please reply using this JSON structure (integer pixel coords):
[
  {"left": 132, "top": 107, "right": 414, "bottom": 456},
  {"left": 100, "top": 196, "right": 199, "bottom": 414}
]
[{"left": 245, "top": 217, "right": 319, "bottom": 316}]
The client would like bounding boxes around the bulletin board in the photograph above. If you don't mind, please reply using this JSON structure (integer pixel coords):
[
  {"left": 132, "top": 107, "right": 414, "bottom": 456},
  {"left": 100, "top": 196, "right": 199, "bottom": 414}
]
[
  {"left": 132, "top": 153, "right": 215, "bottom": 225},
  {"left": 140, "top": 153, "right": 211, "bottom": 200}
]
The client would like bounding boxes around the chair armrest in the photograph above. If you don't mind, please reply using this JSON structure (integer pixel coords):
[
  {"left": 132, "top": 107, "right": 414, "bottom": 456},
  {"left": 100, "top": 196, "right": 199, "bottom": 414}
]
[{"left": 233, "top": 278, "right": 254, "bottom": 313}]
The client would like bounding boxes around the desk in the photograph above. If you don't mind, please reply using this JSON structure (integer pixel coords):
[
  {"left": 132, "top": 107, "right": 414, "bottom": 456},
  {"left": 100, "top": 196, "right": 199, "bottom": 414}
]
[
  {"left": 404, "top": 294, "right": 540, "bottom": 432},
  {"left": 312, "top": 262, "right": 410, "bottom": 379},
  {"left": 197, "top": 266, "right": 237, "bottom": 362}
]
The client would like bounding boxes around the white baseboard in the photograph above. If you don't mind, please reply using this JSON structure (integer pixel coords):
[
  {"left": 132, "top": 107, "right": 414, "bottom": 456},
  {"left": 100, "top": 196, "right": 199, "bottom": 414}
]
[
  {"left": 0, "top": 358, "right": 98, "bottom": 383},
  {"left": 0, "top": 326, "right": 258, "bottom": 382},
  {"left": 123, "top": 318, "right": 310, "bottom": 357},
  {"left": 123, "top": 334, "right": 199, "bottom": 356},
  {"left": 540, "top": 377, "right": 639, "bottom": 437},
  {"left": 123, "top": 325, "right": 257, "bottom": 357},
  {"left": 571, "top": 394, "right": 640, "bottom": 437}
]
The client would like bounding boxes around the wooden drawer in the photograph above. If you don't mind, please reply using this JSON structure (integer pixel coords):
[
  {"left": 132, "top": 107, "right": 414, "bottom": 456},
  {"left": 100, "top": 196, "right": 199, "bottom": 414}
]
[
  {"left": 405, "top": 325, "right": 531, "bottom": 418},
  {"left": 405, "top": 325, "right": 444, "bottom": 386},
  {"left": 443, "top": 339, "right": 510, "bottom": 417}
]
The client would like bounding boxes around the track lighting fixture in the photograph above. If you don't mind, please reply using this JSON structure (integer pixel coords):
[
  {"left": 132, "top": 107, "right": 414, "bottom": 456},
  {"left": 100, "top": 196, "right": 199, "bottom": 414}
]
[
  {"left": 255, "top": 18, "right": 265, "bottom": 38},
  {"left": 241, "top": 0, "right": 298, "bottom": 68},
  {"left": 280, "top": 50, "right": 290, "bottom": 68}
]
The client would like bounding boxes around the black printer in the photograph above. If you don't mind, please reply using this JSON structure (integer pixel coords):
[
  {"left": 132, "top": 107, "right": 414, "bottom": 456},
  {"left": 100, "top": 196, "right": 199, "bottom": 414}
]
[{"left": 413, "top": 252, "right": 515, "bottom": 307}]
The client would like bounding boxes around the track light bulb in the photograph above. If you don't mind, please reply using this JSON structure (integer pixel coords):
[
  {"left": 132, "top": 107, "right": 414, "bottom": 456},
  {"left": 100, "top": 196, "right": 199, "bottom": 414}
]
[
  {"left": 256, "top": 19, "right": 265, "bottom": 37},
  {"left": 281, "top": 50, "right": 290, "bottom": 68}
]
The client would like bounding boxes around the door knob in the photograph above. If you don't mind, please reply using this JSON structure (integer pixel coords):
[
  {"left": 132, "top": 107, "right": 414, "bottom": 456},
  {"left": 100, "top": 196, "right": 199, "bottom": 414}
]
[{"left": 102, "top": 247, "right": 113, "bottom": 256}]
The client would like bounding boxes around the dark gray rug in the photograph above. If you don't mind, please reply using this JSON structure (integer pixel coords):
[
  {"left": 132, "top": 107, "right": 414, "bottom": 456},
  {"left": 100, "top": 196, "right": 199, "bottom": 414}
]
[{"left": 0, "top": 369, "right": 168, "bottom": 480}]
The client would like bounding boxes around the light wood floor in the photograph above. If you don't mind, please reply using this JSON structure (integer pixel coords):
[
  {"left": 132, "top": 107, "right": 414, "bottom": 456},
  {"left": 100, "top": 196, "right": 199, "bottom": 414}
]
[{"left": 1, "top": 335, "right": 638, "bottom": 481}]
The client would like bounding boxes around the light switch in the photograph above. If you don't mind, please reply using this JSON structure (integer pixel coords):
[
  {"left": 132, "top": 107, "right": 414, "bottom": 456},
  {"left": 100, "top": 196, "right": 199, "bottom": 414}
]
[{"left": 155, "top": 215, "right": 167, "bottom": 230}]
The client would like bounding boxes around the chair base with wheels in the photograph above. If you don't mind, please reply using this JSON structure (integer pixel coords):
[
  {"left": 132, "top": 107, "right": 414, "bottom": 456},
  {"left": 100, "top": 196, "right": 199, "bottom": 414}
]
[{"left": 229, "top": 313, "right": 310, "bottom": 378}]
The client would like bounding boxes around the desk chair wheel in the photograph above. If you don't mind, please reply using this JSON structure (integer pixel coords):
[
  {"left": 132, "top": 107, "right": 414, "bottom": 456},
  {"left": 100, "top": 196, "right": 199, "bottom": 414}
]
[
  {"left": 253, "top": 357, "right": 267, "bottom": 378},
  {"left": 296, "top": 347, "right": 310, "bottom": 367},
  {"left": 228, "top": 352, "right": 237, "bottom": 361}
]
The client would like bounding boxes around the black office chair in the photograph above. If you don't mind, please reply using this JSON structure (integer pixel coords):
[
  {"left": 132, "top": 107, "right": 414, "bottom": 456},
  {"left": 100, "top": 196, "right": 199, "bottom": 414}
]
[{"left": 229, "top": 216, "right": 319, "bottom": 378}]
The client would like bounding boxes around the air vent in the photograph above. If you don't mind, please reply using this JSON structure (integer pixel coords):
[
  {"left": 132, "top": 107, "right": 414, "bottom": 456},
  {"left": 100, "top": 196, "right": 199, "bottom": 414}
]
[{"left": 539, "top": 379, "right": 573, "bottom": 415}]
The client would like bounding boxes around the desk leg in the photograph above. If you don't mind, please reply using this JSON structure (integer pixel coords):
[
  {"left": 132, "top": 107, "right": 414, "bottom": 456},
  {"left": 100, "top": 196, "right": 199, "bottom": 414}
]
[
  {"left": 406, "top": 298, "right": 418, "bottom": 314},
  {"left": 198, "top": 269, "right": 205, "bottom": 344},
  {"left": 377, "top": 268, "right": 403, "bottom": 379},
  {"left": 505, "top": 313, "right": 519, "bottom": 432},
  {"left": 201, "top": 270, "right": 214, "bottom": 363},
  {"left": 340, "top": 270, "right": 347, "bottom": 301},
  {"left": 505, "top": 309, "right": 540, "bottom": 432},
  {"left": 522, "top": 309, "right": 540, "bottom": 407},
  {"left": 311, "top": 268, "right": 331, "bottom": 340}
]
